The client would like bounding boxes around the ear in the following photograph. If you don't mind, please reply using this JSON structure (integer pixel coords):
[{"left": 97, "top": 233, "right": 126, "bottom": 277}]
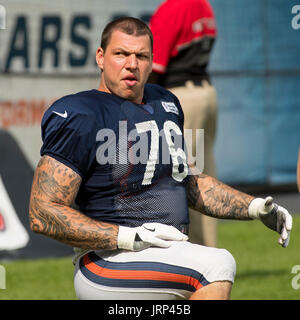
[
  {"left": 147, "top": 57, "right": 153, "bottom": 77},
  {"left": 96, "top": 47, "right": 104, "bottom": 70}
]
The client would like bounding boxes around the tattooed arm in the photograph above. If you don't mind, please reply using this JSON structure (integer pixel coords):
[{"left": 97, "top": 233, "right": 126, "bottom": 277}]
[
  {"left": 187, "top": 166, "right": 255, "bottom": 220},
  {"left": 29, "top": 155, "right": 118, "bottom": 250}
]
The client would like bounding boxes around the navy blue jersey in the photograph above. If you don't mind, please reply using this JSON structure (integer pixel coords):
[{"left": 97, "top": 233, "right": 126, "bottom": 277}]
[{"left": 40, "top": 84, "right": 189, "bottom": 232}]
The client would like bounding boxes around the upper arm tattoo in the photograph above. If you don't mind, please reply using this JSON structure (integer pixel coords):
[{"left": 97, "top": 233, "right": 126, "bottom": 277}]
[
  {"left": 33, "top": 155, "right": 81, "bottom": 205},
  {"left": 29, "top": 155, "right": 118, "bottom": 250}
]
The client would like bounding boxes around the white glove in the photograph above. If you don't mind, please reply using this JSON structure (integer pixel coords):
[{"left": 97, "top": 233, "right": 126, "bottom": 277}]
[
  {"left": 117, "top": 222, "right": 189, "bottom": 251},
  {"left": 248, "top": 196, "right": 293, "bottom": 247}
]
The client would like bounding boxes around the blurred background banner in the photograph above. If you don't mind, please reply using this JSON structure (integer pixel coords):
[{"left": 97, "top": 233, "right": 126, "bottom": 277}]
[
  {"left": 0, "top": 0, "right": 299, "bottom": 258},
  {"left": 0, "top": 0, "right": 161, "bottom": 169}
]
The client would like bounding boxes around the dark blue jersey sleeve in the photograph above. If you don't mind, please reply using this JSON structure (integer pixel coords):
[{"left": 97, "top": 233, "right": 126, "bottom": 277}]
[{"left": 40, "top": 95, "right": 98, "bottom": 177}]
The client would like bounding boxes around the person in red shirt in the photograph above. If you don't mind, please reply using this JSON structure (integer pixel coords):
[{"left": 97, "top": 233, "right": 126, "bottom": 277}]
[{"left": 149, "top": 0, "right": 218, "bottom": 247}]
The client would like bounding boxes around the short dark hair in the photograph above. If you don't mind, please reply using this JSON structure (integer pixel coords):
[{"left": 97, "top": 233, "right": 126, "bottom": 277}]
[{"left": 101, "top": 17, "right": 153, "bottom": 53}]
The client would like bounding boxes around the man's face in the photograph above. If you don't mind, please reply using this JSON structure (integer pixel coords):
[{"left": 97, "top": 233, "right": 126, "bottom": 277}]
[{"left": 96, "top": 30, "right": 153, "bottom": 104}]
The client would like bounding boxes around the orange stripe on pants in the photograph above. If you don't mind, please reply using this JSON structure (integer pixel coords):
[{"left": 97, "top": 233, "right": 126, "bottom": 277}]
[{"left": 83, "top": 254, "right": 203, "bottom": 290}]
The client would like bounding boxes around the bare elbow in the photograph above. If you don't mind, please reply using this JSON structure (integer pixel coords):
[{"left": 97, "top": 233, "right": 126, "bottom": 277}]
[{"left": 29, "top": 217, "right": 41, "bottom": 234}]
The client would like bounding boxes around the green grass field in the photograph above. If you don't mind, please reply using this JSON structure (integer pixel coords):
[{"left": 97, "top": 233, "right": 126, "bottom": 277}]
[{"left": 0, "top": 215, "right": 299, "bottom": 300}]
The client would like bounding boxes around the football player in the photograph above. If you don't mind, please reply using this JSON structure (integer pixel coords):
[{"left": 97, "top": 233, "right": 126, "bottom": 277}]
[{"left": 29, "top": 17, "right": 292, "bottom": 300}]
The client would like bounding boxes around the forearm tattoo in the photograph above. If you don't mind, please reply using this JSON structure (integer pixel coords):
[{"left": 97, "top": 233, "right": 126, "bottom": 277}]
[
  {"left": 187, "top": 171, "right": 254, "bottom": 220},
  {"left": 29, "top": 155, "right": 118, "bottom": 250}
]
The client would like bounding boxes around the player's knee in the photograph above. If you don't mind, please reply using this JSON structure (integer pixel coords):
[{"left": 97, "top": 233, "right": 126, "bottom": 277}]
[
  {"left": 222, "top": 248, "right": 236, "bottom": 273},
  {"left": 210, "top": 248, "right": 236, "bottom": 283}
]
